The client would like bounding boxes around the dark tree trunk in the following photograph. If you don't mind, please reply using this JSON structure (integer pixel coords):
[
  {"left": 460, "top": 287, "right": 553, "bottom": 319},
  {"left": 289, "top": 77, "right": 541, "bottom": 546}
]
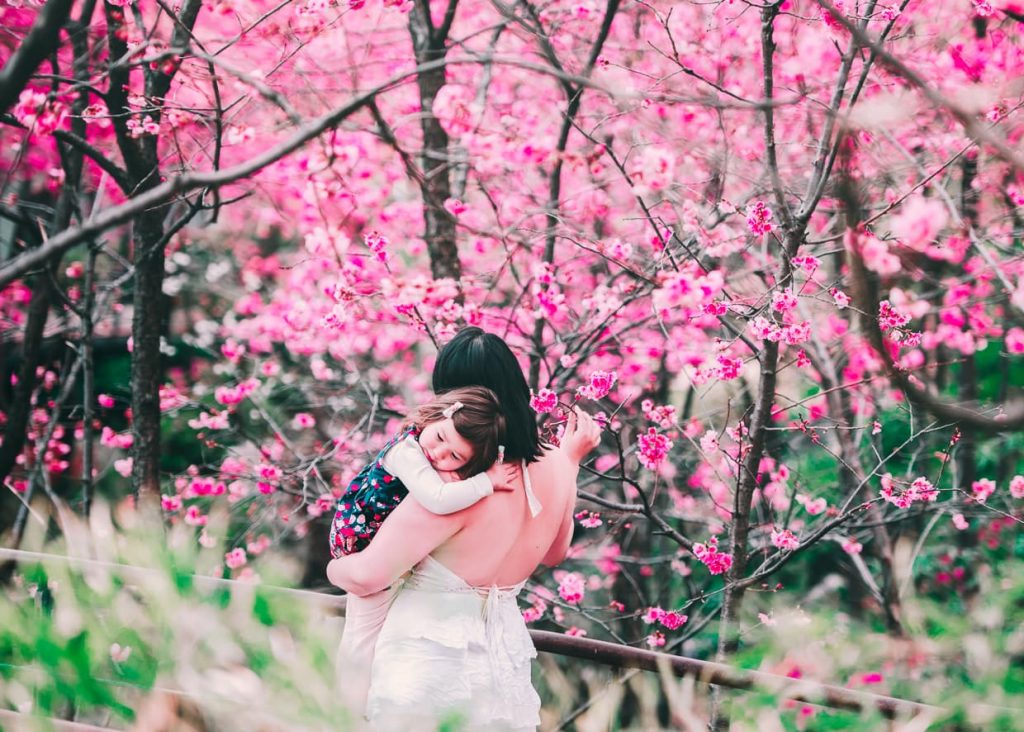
[
  {"left": 408, "top": 0, "right": 462, "bottom": 283},
  {"left": 0, "top": 265, "right": 52, "bottom": 528},
  {"left": 129, "top": 206, "right": 167, "bottom": 504},
  {"left": 104, "top": 0, "right": 201, "bottom": 504}
]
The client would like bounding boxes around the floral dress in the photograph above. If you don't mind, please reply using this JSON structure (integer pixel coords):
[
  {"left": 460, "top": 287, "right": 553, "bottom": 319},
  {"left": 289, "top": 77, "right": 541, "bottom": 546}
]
[{"left": 330, "top": 427, "right": 417, "bottom": 557}]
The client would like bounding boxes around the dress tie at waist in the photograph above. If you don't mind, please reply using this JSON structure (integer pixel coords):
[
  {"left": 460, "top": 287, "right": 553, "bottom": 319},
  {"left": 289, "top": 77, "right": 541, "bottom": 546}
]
[{"left": 482, "top": 583, "right": 526, "bottom": 711}]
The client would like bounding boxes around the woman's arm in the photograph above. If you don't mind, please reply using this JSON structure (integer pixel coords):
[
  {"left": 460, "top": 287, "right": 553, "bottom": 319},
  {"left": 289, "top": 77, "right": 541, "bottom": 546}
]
[
  {"left": 541, "top": 503, "right": 576, "bottom": 566},
  {"left": 327, "top": 495, "right": 465, "bottom": 596},
  {"left": 543, "top": 407, "right": 599, "bottom": 566}
]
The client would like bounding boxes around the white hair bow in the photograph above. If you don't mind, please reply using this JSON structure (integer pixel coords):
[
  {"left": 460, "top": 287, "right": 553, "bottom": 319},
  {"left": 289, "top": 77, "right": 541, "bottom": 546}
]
[{"left": 442, "top": 401, "right": 464, "bottom": 419}]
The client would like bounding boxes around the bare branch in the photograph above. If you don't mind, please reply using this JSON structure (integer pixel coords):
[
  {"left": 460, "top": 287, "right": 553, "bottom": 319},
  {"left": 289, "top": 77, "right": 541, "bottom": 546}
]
[{"left": 0, "top": 0, "right": 76, "bottom": 114}]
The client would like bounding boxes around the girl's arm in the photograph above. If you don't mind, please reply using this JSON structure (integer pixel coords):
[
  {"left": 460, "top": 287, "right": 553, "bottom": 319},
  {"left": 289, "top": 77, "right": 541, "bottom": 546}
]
[
  {"left": 327, "top": 496, "right": 464, "bottom": 596},
  {"left": 382, "top": 436, "right": 498, "bottom": 514}
]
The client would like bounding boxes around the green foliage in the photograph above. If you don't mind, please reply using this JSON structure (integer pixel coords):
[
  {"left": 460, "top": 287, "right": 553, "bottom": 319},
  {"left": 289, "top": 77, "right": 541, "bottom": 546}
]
[{"left": 0, "top": 504, "right": 352, "bottom": 729}]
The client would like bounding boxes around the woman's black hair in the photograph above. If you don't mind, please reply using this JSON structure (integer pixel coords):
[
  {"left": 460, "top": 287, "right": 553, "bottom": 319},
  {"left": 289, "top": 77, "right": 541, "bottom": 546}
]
[{"left": 432, "top": 327, "right": 543, "bottom": 463}]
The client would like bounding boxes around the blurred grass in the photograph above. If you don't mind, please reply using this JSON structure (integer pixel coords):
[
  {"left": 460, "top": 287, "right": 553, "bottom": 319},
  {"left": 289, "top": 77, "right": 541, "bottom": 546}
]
[{"left": 2, "top": 497, "right": 1023, "bottom": 730}]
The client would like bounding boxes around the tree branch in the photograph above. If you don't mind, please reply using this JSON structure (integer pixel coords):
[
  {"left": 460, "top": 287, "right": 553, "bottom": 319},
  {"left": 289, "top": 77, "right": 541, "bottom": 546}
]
[
  {"left": 0, "top": 0, "right": 76, "bottom": 115},
  {"left": 840, "top": 178, "right": 1024, "bottom": 433},
  {"left": 814, "top": 0, "right": 1024, "bottom": 173},
  {"left": 0, "top": 56, "right": 615, "bottom": 289}
]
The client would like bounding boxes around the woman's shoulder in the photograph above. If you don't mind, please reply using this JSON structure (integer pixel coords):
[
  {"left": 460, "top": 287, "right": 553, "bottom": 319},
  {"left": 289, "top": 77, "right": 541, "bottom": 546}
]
[{"left": 528, "top": 446, "right": 573, "bottom": 478}]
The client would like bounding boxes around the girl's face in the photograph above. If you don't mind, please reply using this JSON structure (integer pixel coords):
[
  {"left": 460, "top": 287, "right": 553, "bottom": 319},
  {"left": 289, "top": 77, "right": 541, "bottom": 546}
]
[{"left": 419, "top": 417, "right": 476, "bottom": 472}]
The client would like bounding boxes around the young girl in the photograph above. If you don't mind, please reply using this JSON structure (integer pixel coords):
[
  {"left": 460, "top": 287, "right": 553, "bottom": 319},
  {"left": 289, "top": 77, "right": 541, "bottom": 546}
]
[{"left": 330, "top": 386, "right": 510, "bottom": 717}]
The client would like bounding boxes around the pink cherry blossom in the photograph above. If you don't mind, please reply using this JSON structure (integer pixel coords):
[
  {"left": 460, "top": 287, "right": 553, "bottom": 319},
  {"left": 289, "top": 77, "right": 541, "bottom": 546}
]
[
  {"left": 641, "top": 399, "right": 677, "bottom": 429},
  {"left": 746, "top": 201, "right": 774, "bottom": 236},
  {"left": 443, "top": 198, "right": 467, "bottom": 217},
  {"left": 770, "top": 528, "right": 800, "bottom": 551},
  {"left": 890, "top": 195, "right": 948, "bottom": 251},
  {"left": 184, "top": 505, "right": 207, "bottom": 526},
  {"left": 951, "top": 513, "right": 969, "bottom": 531},
  {"left": 645, "top": 631, "right": 666, "bottom": 648},
  {"left": 529, "top": 388, "right": 559, "bottom": 414},
  {"left": 291, "top": 412, "right": 316, "bottom": 430},
  {"left": 557, "top": 572, "right": 585, "bottom": 605},
  {"left": 576, "top": 370, "right": 617, "bottom": 400},
  {"left": 660, "top": 611, "right": 688, "bottom": 630},
  {"left": 856, "top": 232, "right": 902, "bottom": 276},
  {"left": 970, "top": 478, "right": 996, "bottom": 503},
  {"left": 772, "top": 289, "right": 798, "bottom": 313},
  {"left": 1010, "top": 475, "right": 1024, "bottom": 499},
  {"left": 188, "top": 411, "right": 230, "bottom": 431},
  {"left": 880, "top": 474, "right": 937, "bottom": 508},
  {"left": 794, "top": 494, "right": 826, "bottom": 515},
  {"left": 693, "top": 536, "right": 733, "bottom": 575},
  {"left": 5, "top": 478, "right": 28, "bottom": 494},
  {"left": 631, "top": 146, "right": 675, "bottom": 194},
  {"left": 841, "top": 538, "right": 863, "bottom": 555},
  {"left": 364, "top": 231, "right": 389, "bottom": 262},
  {"left": 878, "top": 300, "right": 911, "bottom": 331},
  {"left": 700, "top": 429, "right": 719, "bottom": 455},
  {"left": 713, "top": 355, "right": 743, "bottom": 380},
  {"left": 225, "top": 548, "right": 248, "bottom": 569},
  {"left": 13, "top": 88, "right": 68, "bottom": 136},
  {"left": 642, "top": 606, "right": 665, "bottom": 624},
  {"left": 636, "top": 428, "right": 673, "bottom": 470},
  {"left": 1005, "top": 327, "right": 1024, "bottom": 354}
]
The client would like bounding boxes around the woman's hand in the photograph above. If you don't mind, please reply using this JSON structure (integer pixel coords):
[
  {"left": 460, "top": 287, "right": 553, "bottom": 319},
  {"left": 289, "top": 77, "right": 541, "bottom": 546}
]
[{"left": 561, "top": 406, "right": 601, "bottom": 465}]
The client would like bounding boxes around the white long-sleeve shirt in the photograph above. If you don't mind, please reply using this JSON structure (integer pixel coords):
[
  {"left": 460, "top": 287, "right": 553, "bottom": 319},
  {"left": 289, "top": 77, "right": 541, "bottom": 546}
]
[{"left": 380, "top": 435, "right": 493, "bottom": 514}]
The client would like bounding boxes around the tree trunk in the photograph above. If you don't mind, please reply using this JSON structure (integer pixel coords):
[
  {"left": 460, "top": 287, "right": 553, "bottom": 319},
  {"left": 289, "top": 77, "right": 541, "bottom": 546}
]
[{"left": 408, "top": 1, "right": 461, "bottom": 283}]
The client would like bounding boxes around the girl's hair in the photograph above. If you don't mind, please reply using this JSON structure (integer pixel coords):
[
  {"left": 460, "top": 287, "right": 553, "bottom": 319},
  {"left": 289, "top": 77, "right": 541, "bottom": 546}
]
[
  {"left": 405, "top": 386, "right": 507, "bottom": 478},
  {"left": 432, "top": 327, "right": 543, "bottom": 464}
]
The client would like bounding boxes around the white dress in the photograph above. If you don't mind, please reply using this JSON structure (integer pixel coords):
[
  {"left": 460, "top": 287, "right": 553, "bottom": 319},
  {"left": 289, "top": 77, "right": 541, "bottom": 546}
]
[{"left": 365, "top": 464, "right": 544, "bottom": 731}]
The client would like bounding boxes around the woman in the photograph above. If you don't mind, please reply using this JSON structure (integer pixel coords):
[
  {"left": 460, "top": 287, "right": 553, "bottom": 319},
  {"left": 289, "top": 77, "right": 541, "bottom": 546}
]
[{"left": 327, "top": 328, "right": 600, "bottom": 730}]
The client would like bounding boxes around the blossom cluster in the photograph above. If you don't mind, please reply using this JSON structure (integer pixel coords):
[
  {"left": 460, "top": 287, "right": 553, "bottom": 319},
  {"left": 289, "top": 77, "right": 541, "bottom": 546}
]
[
  {"left": 641, "top": 399, "right": 677, "bottom": 429},
  {"left": 13, "top": 88, "right": 67, "bottom": 136},
  {"left": 529, "top": 388, "right": 559, "bottom": 414},
  {"left": 880, "top": 474, "right": 938, "bottom": 508},
  {"left": 576, "top": 370, "right": 617, "bottom": 401},
  {"left": 557, "top": 572, "right": 585, "bottom": 605},
  {"left": 770, "top": 528, "right": 800, "bottom": 551},
  {"left": 693, "top": 536, "right": 733, "bottom": 575},
  {"left": 746, "top": 201, "right": 774, "bottom": 236},
  {"left": 642, "top": 606, "right": 688, "bottom": 629},
  {"left": 636, "top": 428, "right": 673, "bottom": 470}
]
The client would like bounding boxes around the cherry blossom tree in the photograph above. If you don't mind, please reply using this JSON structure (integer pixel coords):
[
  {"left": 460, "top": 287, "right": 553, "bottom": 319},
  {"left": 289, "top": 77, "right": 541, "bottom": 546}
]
[{"left": 2, "top": 0, "right": 1024, "bottom": 725}]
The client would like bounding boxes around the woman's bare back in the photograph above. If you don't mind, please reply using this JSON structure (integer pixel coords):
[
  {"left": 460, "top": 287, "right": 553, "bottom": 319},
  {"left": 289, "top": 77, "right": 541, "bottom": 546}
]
[{"left": 432, "top": 447, "right": 578, "bottom": 587}]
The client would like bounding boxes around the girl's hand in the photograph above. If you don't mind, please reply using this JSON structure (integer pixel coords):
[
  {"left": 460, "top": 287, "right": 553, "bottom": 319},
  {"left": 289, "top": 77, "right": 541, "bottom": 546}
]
[
  {"left": 486, "top": 461, "right": 519, "bottom": 492},
  {"left": 561, "top": 406, "right": 601, "bottom": 465}
]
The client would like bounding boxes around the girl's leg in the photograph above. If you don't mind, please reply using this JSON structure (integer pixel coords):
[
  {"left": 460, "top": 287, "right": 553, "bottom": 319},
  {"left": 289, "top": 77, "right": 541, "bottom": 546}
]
[{"left": 335, "top": 587, "right": 399, "bottom": 718}]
